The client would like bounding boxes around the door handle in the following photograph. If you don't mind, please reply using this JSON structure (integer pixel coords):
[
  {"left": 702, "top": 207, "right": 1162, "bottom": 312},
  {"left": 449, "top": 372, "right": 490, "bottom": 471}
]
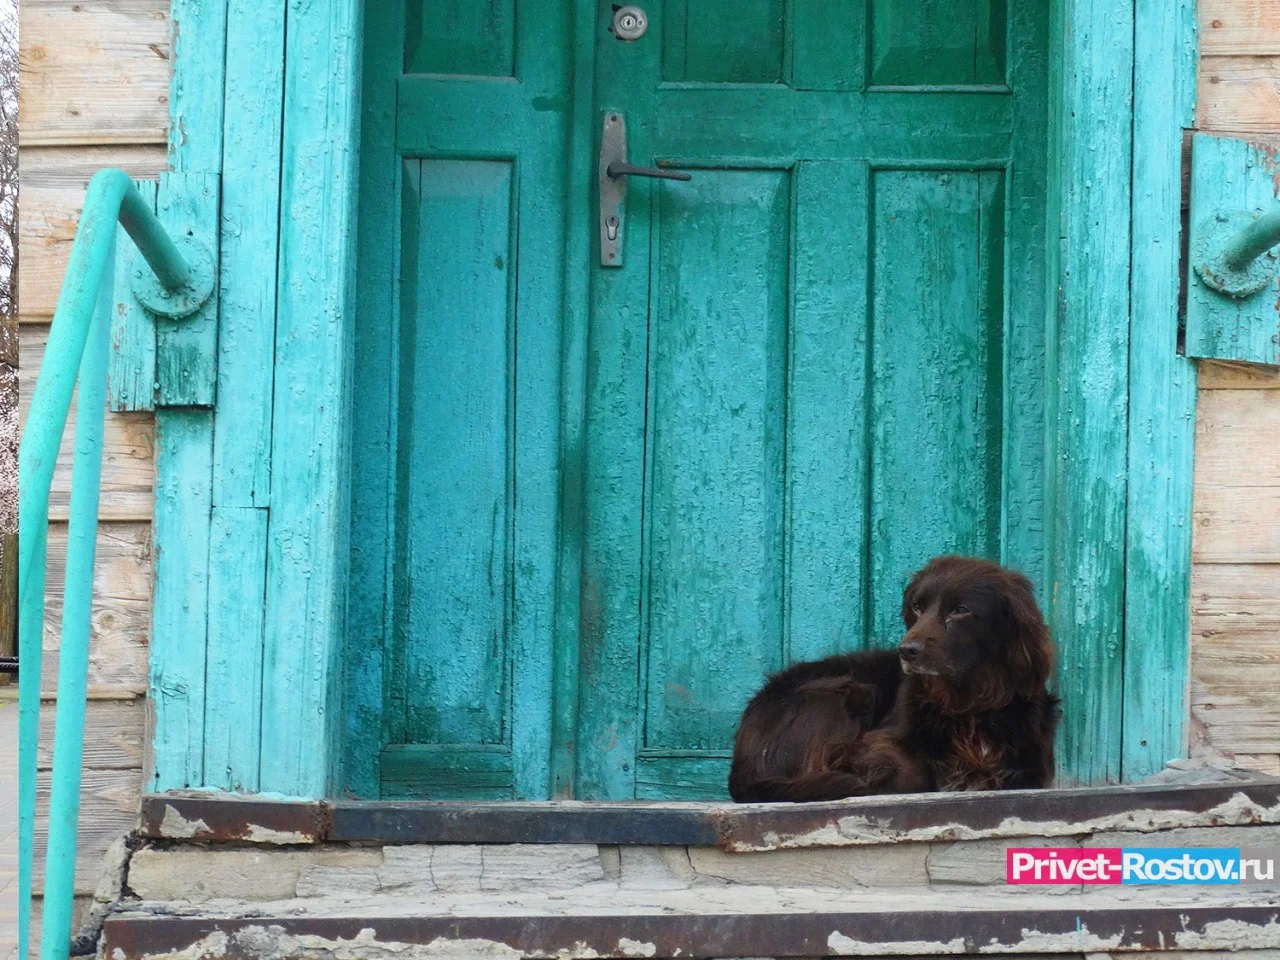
[
  {"left": 599, "top": 112, "right": 691, "bottom": 267},
  {"left": 606, "top": 161, "right": 692, "bottom": 182}
]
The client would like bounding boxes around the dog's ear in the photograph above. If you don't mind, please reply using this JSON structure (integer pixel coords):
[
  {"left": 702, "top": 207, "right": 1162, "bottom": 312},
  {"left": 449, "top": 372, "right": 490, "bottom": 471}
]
[{"left": 1002, "top": 571, "right": 1054, "bottom": 698}]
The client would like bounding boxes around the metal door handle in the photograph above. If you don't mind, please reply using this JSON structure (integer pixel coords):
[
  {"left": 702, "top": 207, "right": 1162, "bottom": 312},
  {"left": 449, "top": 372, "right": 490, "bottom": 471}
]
[
  {"left": 600, "top": 112, "right": 692, "bottom": 267},
  {"left": 606, "top": 161, "right": 692, "bottom": 182}
]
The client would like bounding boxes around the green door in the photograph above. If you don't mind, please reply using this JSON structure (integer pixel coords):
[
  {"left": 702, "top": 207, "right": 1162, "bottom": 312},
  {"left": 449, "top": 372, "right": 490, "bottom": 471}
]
[
  {"left": 351, "top": 0, "right": 1048, "bottom": 801},
  {"left": 576, "top": 1, "right": 1048, "bottom": 799}
]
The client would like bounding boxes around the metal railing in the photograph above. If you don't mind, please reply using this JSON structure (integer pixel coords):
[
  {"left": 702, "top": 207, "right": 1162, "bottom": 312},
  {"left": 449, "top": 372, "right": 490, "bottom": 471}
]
[{"left": 18, "top": 169, "right": 197, "bottom": 960}]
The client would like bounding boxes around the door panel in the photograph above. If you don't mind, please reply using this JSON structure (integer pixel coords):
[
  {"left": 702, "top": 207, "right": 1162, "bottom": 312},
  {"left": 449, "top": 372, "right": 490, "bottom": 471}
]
[
  {"left": 356, "top": 0, "right": 571, "bottom": 800},
  {"left": 868, "top": 169, "right": 1006, "bottom": 640},
  {"left": 578, "top": 0, "right": 1047, "bottom": 799}
]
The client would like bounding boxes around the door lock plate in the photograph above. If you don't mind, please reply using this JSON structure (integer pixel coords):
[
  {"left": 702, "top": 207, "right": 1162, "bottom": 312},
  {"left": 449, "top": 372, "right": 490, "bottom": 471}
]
[
  {"left": 611, "top": 5, "right": 648, "bottom": 41},
  {"left": 599, "top": 112, "right": 628, "bottom": 267}
]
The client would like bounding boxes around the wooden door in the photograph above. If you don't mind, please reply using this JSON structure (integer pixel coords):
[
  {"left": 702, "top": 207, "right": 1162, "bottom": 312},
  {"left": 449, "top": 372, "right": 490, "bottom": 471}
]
[
  {"left": 576, "top": 0, "right": 1049, "bottom": 799},
  {"left": 350, "top": 0, "right": 574, "bottom": 799}
]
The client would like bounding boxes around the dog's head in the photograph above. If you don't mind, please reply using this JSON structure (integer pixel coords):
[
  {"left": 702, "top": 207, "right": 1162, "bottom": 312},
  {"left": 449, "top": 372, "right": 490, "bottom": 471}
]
[{"left": 898, "top": 555, "right": 1054, "bottom": 712}]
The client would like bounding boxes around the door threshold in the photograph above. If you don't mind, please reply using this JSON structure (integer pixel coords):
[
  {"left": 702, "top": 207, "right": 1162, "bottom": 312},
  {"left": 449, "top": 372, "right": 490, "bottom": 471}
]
[{"left": 140, "top": 764, "right": 1280, "bottom": 852}]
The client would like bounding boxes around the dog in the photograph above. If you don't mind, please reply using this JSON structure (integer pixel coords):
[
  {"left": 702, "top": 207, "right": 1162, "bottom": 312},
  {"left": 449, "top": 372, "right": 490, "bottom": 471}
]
[{"left": 728, "top": 555, "right": 1060, "bottom": 802}]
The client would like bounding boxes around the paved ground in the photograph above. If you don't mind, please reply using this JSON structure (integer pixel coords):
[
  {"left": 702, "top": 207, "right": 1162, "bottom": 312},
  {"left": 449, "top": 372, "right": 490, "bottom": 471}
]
[{"left": 0, "top": 697, "right": 17, "bottom": 959}]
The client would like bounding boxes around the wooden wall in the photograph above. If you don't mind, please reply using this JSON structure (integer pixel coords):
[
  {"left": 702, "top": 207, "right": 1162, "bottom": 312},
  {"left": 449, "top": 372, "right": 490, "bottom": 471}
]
[
  {"left": 18, "top": 0, "right": 170, "bottom": 922},
  {"left": 1188, "top": 1, "right": 1280, "bottom": 776}
]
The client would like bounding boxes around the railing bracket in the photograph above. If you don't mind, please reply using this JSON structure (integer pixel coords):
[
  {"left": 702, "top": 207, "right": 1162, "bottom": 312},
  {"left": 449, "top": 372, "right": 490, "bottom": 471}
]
[
  {"left": 1193, "top": 210, "right": 1280, "bottom": 299},
  {"left": 131, "top": 235, "right": 215, "bottom": 319}
]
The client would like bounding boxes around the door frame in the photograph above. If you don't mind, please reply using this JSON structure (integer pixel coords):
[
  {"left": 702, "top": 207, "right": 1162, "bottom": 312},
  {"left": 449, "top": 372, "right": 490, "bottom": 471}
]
[{"left": 143, "top": 0, "right": 1197, "bottom": 798}]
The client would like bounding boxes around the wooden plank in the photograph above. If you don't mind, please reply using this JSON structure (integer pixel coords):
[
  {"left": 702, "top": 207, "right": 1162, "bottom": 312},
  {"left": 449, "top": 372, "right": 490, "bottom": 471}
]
[
  {"left": 260, "top": 0, "right": 361, "bottom": 797},
  {"left": 1197, "top": 360, "right": 1280, "bottom": 388},
  {"left": 203, "top": 506, "right": 267, "bottom": 793},
  {"left": 1195, "top": 389, "right": 1280, "bottom": 488},
  {"left": 18, "top": 146, "right": 168, "bottom": 320},
  {"left": 150, "top": 410, "right": 212, "bottom": 790},
  {"left": 212, "top": 0, "right": 284, "bottom": 506},
  {"left": 154, "top": 172, "right": 219, "bottom": 407},
  {"left": 1190, "top": 563, "right": 1280, "bottom": 754},
  {"left": 1193, "top": 486, "right": 1280, "bottom": 563},
  {"left": 109, "top": 179, "right": 158, "bottom": 413},
  {"left": 1199, "top": 0, "right": 1280, "bottom": 56},
  {"left": 341, "top": 0, "right": 403, "bottom": 800},
  {"left": 38, "top": 699, "right": 146, "bottom": 770},
  {"left": 1197, "top": 56, "right": 1280, "bottom": 132},
  {"left": 1121, "top": 0, "right": 1197, "bottom": 781},
  {"left": 18, "top": 0, "right": 170, "bottom": 147},
  {"left": 1047, "top": 0, "right": 1135, "bottom": 785},
  {"left": 32, "top": 769, "right": 140, "bottom": 894},
  {"left": 20, "top": 324, "right": 154, "bottom": 521},
  {"left": 167, "top": 0, "right": 228, "bottom": 172},
  {"left": 41, "top": 522, "right": 152, "bottom": 695}
]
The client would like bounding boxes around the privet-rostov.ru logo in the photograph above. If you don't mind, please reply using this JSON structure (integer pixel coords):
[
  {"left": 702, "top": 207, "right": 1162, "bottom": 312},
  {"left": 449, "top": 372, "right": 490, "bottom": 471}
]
[{"left": 1006, "top": 848, "right": 1279, "bottom": 884}]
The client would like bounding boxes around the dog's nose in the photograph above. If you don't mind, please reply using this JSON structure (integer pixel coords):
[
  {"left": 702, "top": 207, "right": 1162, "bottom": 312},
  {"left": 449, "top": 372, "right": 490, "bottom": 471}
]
[{"left": 899, "top": 641, "right": 923, "bottom": 662}]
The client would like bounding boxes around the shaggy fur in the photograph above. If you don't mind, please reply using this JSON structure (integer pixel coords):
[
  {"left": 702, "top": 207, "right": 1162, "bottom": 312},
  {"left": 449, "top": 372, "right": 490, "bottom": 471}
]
[{"left": 728, "top": 555, "right": 1061, "bottom": 802}]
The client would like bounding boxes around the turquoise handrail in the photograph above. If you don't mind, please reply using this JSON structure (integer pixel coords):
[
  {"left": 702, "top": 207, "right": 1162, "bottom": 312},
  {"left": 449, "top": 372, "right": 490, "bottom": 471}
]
[{"left": 18, "top": 169, "right": 193, "bottom": 960}]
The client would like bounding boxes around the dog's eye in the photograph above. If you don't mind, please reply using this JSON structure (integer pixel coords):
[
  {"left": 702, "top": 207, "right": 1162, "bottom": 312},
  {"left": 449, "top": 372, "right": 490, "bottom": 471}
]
[
  {"left": 910, "top": 603, "right": 922, "bottom": 616},
  {"left": 950, "top": 604, "right": 971, "bottom": 617}
]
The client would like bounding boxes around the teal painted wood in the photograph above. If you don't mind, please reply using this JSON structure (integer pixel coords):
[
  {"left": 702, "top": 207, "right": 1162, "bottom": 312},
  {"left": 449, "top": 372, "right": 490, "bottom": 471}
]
[
  {"left": 151, "top": 409, "right": 214, "bottom": 789},
  {"left": 396, "top": 158, "right": 516, "bottom": 769},
  {"left": 787, "top": 162, "right": 869, "bottom": 665},
  {"left": 260, "top": 0, "right": 362, "bottom": 796},
  {"left": 577, "top": 0, "right": 1049, "bottom": 798},
  {"left": 168, "top": 0, "right": 229, "bottom": 174},
  {"left": 41, "top": 240, "right": 112, "bottom": 960},
  {"left": 868, "top": 170, "right": 1005, "bottom": 643},
  {"left": 641, "top": 169, "right": 791, "bottom": 779},
  {"left": 870, "top": 0, "right": 1006, "bottom": 87},
  {"left": 202, "top": 506, "right": 268, "bottom": 791},
  {"left": 351, "top": 0, "right": 572, "bottom": 800},
  {"left": 1046, "top": 0, "right": 1134, "bottom": 785},
  {"left": 213, "top": 0, "right": 285, "bottom": 506},
  {"left": 1185, "top": 134, "right": 1280, "bottom": 366},
  {"left": 406, "top": 0, "right": 516, "bottom": 76},
  {"left": 155, "top": 172, "right": 220, "bottom": 407},
  {"left": 1121, "top": 0, "right": 1197, "bottom": 781},
  {"left": 343, "top": 0, "right": 404, "bottom": 800},
  {"left": 661, "top": 0, "right": 786, "bottom": 84},
  {"left": 789, "top": 0, "right": 864, "bottom": 90},
  {"left": 548, "top": 0, "right": 597, "bottom": 799},
  {"left": 107, "top": 179, "right": 158, "bottom": 413},
  {"left": 1001, "top": 0, "right": 1050, "bottom": 590}
]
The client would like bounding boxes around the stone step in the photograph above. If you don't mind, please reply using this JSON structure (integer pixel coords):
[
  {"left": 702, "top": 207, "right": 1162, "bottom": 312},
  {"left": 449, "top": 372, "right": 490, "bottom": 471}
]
[{"left": 101, "top": 885, "right": 1280, "bottom": 959}]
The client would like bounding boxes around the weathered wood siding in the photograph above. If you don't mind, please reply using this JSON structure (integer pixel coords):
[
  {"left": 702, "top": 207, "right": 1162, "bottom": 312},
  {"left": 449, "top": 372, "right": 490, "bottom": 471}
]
[
  {"left": 1189, "top": 1, "right": 1280, "bottom": 773},
  {"left": 18, "top": 0, "right": 169, "bottom": 915}
]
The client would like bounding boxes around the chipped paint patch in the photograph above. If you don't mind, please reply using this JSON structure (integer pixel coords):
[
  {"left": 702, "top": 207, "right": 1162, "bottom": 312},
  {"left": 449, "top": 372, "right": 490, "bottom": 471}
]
[
  {"left": 827, "top": 931, "right": 969, "bottom": 955},
  {"left": 1174, "top": 915, "right": 1280, "bottom": 951},
  {"left": 134, "top": 925, "right": 527, "bottom": 959},
  {"left": 616, "top": 938, "right": 656, "bottom": 957},
  {"left": 159, "top": 804, "right": 212, "bottom": 839},
  {"left": 733, "top": 791, "right": 1280, "bottom": 852},
  {"left": 244, "top": 823, "right": 317, "bottom": 845}
]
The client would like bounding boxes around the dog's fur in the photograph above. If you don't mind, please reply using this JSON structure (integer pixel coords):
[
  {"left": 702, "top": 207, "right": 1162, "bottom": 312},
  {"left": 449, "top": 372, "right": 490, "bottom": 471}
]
[{"left": 728, "top": 556, "right": 1060, "bottom": 802}]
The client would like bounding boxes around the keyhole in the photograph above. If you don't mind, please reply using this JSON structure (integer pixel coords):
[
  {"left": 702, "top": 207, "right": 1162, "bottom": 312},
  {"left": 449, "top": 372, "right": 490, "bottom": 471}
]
[{"left": 606, "top": 215, "right": 619, "bottom": 241}]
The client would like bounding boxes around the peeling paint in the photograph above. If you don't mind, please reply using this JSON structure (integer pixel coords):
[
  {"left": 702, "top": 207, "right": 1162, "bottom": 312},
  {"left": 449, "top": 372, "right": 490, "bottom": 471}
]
[
  {"left": 827, "top": 931, "right": 969, "bottom": 955},
  {"left": 131, "top": 926, "right": 528, "bottom": 960},
  {"left": 1174, "top": 916, "right": 1280, "bottom": 951},
  {"left": 244, "top": 823, "right": 317, "bottom": 845},
  {"left": 616, "top": 938, "right": 656, "bottom": 957},
  {"left": 159, "top": 804, "right": 212, "bottom": 839},
  {"left": 738, "top": 791, "right": 1280, "bottom": 852}
]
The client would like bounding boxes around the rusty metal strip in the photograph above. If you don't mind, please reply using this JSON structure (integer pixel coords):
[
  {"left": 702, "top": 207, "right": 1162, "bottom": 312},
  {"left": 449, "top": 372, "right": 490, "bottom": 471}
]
[
  {"left": 102, "top": 906, "right": 1280, "bottom": 958},
  {"left": 137, "top": 776, "right": 1280, "bottom": 850}
]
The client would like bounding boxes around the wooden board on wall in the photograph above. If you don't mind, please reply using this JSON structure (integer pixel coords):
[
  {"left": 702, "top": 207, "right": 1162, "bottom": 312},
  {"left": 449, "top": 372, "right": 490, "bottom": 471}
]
[
  {"left": 20, "top": 325, "right": 155, "bottom": 521},
  {"left": 41, "top": 522, "right": 152, "bottom": 695},
  {"left": 32, "top": 769, "right": 140, "bottom": 893},
  {"left": 1190, "top": 563, "right": 1280, "bottom": 754},
  {"left": 1199, "top": 0, "right": 1280, "bottom": 56},
  {"left": 19, "top": 146, "right": 169, "bottom": 320},
  {"left": 38, "top": 699, "right": 146, "bottom": 771},
  {"left": 19, "top": 0, "right": 171, "bottom": 147},
  {"left": 1197, "top": 56, "right": 1280, "bottom": 132}
]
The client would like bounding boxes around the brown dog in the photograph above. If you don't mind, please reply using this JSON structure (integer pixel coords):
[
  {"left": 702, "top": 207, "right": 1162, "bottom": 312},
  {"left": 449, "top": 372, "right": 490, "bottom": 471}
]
[{"left": 728, "top": 556, "right": 1060, "bottom": 802}]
